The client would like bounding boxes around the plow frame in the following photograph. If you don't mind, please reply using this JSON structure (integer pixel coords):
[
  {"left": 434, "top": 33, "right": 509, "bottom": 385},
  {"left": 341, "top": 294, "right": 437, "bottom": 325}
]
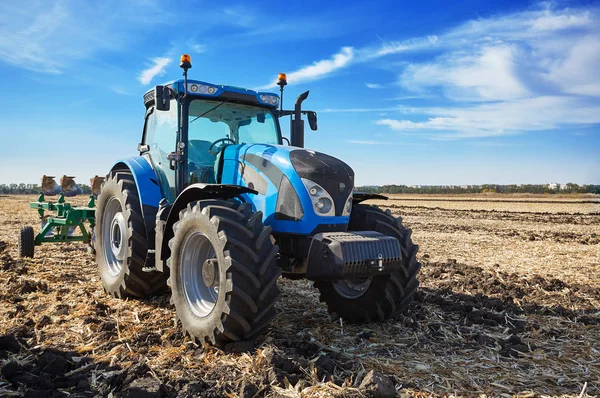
[{"left": 29, "top": 192, "right": 96, "bottom": 246}]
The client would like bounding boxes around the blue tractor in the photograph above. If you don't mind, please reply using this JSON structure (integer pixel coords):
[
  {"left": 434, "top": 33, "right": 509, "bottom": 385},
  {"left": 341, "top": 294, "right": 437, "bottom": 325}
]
[{"left": 94, "top": 55, "right": 421, "bottom": 346}]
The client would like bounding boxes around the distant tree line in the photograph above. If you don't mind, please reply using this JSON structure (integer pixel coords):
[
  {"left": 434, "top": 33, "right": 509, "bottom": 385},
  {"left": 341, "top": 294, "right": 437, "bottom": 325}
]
[
  {"left": 2, "top": 182, "right": 599, "bottom": 195},
  {"left": 0, "top": 183, "right": 92, "bottom": 195},
  {"left": 357, "top": 184, "right": 600, "bottom": 194}
]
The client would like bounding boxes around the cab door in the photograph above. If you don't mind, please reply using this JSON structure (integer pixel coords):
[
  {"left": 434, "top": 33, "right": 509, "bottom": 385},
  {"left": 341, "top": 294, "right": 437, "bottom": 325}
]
[{"left": 142, "top": 100, "right": 178, "bottom": 202}]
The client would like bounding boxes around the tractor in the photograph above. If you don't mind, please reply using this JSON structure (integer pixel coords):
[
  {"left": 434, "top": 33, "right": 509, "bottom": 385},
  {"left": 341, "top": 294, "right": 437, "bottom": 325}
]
[{"left": 94, "top": 54, "right": 421, "bottom": 346}]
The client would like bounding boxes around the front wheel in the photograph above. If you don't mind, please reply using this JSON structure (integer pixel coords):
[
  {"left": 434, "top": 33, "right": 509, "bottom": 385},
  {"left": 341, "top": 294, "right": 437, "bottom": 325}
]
[
  {"left": 315, "top": 204, "right": 421, "bottom": 322},
  {"left": 167, "top": 200, "right": 280, "bottom": 347}
]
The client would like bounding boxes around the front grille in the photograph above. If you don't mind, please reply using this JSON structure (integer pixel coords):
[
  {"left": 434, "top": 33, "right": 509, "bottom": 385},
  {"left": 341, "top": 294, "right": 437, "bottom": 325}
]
[{"left": 289, "top": 150, "right": 354, "bottom": 216}]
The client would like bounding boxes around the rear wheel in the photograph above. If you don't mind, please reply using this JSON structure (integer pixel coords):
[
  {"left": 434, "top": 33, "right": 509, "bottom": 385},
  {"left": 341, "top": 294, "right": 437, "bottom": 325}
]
[
  {"left": 315, "top": 204, "right": 420, "bottom": 322},
  {"left": 18, "top": 226, "right": 35, "bottom": 258},
  {"left": 167, "top": 199, "right": 280, "bottom": 347},
  {"left": 95, "top": 171, "right": 168, "bottom": 298}
]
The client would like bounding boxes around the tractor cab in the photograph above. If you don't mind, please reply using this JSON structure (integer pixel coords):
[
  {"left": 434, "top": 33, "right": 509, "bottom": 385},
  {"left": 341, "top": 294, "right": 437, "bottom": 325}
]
[{"left": 141, "top": 77, "right": 283, "bottom": 202}]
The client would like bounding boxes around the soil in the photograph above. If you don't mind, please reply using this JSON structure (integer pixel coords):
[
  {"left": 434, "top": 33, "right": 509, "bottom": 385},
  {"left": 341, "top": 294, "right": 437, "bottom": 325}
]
[{"left": 0, "top": 194, "right": 598, "bottom": 397}]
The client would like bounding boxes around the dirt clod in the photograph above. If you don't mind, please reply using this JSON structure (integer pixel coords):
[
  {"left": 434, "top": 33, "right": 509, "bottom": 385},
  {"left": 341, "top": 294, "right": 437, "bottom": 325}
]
[
  {"left": 360, "top": 370, "right": 396, "bottom": 398},
  {"left": 0, "top": 334, "right": 20, "bottom": 353},
  {"left": 1, "top": 360, "right": 20, "bottom": 379},
  {"left": 315, "top": 353, "right": 335, "bottom": 374},
  {"left": 123, "top": 377, "right": 166, "bottom": 398},
  {"left": 38, "top": 350, "right": 69, "bottom": 375}
]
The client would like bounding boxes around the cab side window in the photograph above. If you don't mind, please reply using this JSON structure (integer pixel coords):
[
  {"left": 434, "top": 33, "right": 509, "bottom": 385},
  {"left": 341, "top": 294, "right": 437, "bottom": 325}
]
[{"left": 144, "top": 101, "right": 178, "bottom": 202}]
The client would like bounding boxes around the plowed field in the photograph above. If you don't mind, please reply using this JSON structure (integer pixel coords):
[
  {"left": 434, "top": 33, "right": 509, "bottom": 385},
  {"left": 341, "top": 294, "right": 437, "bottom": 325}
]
[{"left": 0, "top": 194, "right": 598, "bottom": 397}]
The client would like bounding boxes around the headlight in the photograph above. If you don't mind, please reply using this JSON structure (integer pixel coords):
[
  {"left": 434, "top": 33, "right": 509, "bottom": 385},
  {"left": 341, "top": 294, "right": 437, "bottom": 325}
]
[
  {"left": 187, "top": 83, "right": 218, "bottom": 95},
  {"left": 260, "top": 94, "right": 279, "bottom": 106},
  {"left": 302, "top": 179, "right": 335, "bottom": 216},
  {"left": 342, "top": 190, "right": 353, "bottom": 216}
]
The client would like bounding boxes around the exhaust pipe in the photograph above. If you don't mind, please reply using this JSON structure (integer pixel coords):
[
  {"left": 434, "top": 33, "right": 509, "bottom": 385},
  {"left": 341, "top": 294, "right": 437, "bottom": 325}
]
[{"left": 291, "top": 91, "right": 309, "bottom": 148}]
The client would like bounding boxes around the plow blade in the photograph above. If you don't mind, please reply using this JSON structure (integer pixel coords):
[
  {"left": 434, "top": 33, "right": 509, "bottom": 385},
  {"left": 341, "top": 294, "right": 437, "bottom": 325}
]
[
  {"left": 60, "top": 176, "right": 83, "bottom": 197},
  {"left": 90, "top": 175, "right": 105, "bottom": 197},
  {"left": 41, "top": 175, "right": 61, "bottom": 196}
]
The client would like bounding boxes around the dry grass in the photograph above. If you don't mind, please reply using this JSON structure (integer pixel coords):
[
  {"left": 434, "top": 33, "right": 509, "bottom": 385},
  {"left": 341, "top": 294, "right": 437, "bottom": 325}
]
[{"left": 0, "top": 194, "right": 598, "bottom": 397}]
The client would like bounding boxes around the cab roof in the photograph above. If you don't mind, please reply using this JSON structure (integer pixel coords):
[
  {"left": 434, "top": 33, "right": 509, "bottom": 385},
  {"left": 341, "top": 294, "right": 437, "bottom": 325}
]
[{"left": 143, "top": 79, "right": 280, "bottom": 109}]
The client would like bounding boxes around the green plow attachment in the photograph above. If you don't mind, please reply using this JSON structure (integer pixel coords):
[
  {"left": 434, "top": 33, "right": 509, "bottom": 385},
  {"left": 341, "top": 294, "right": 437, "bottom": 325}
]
[{"left": 18, "top": 176, "right": 105, "bottom": 258}]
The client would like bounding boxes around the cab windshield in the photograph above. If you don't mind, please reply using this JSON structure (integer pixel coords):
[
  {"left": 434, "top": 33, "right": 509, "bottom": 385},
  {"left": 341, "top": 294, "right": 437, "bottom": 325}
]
[{"left": 187, "top": 99, "right": 280, "bottom": 184}]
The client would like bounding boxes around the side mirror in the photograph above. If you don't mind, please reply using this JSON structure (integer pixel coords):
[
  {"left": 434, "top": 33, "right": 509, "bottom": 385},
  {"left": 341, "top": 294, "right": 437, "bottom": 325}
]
[
  {"left": 307, "top": 111, "right": 318, "bottom": 131},
  {"left": 155, "top": 85, "right": 170, "bottom": 111}
]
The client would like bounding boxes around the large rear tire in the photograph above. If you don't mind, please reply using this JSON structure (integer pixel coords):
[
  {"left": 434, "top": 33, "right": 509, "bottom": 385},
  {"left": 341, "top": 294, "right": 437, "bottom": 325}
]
[
  {"left": 18, "top": 226, "right": 35, "bottom": 258},
  {"left": 95, "top": 171, "right": 168, "bottom": 298},
  {"left": 167, "top": 200, "right": 280, "bottom": 347},
  {"left": 315, "top": 204, "right": 420, "bottom": 322}
]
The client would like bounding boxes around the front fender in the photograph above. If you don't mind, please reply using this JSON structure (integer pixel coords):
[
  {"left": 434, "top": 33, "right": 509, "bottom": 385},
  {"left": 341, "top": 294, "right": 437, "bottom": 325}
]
[{"left": 156, "top": 184, "right": 257, "bottom": 272}]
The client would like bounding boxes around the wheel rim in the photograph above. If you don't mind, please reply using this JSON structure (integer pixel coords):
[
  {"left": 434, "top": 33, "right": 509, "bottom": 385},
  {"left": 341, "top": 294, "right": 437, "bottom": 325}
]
[
  {"left": 333, "top": 277, "right": 372, "bottom": 299},
  {"left": 102, "top": 197, "right": 126, "bottom": 276},
  {"left": 181, "top": 232, "right": 219, "bottom": 317}
]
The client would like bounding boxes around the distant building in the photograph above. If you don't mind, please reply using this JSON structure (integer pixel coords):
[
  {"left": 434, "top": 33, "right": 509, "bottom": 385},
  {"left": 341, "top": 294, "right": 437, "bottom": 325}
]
[{"left": 548, "top": 183, "right": 559, "bottom": 190}]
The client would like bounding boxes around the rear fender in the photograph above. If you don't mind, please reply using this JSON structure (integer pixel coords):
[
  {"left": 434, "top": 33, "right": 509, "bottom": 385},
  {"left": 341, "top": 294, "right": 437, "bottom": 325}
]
[{"left": 156, "top": 183, "right": 257, "bottom": 272}]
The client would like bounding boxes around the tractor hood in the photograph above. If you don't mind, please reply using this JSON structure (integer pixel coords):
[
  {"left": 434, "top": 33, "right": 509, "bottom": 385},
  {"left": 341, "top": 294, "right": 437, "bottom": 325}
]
[{"left": 220, "top": 144, "right": 354, "bottom": 235}]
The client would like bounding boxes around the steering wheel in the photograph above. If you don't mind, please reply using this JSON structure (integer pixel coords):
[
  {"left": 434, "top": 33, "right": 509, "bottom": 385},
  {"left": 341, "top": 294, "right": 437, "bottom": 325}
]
[{"left": 208, "top": 138, "right": 235, "bottom": 155}]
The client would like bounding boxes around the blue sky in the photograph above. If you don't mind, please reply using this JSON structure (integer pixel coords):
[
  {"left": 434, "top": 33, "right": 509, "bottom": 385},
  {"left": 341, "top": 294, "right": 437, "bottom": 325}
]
[{"left": 0, "top": 0, "right": 598, "bottom": 186}]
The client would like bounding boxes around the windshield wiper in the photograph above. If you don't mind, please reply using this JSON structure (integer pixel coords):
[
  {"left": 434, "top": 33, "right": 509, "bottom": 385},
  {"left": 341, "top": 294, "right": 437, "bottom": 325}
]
[{"left": 190, "top": 102, "right": 225, "bottom": 124}]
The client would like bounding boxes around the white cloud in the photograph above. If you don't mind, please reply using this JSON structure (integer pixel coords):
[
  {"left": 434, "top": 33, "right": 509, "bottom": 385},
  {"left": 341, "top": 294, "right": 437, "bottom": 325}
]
[
  {"left": 320, "top": 106, "right": 401, "bottom": 113},
  {"left": 401, "top": 45, "right": 530, "bottom": 101},
  {"left": 256, "top": 34, "right": 440, "bottom": 89},
  {"left": 0, "top": 1, "right": 170, "bottom": 74},
  {"left": 256, "top": 47, "right": 354, "bottom": 90},
  {"left": 531, "top": 11, "right": 592, "bottom": 31},
  {"left": 191, "top": 44, "right": 207, "bottom": 53},
  {"left": 110, "top": 86, "right": 133, "bottom": 96},
  {"left": 378, "top": 5, "right": 600, "bottom": 139},
  {"left": 139, "top": 57, "right": 172, "bottom": 85},
  {"left": 444, "top": 7, "right": 594, "bottom": 42},
  {"left": 186, "top": 43, "right": 208, "bottom": 54},
  {"left": 366, "top": 35, "right": 438, "bottom": 58},
  {"left": 365, "top": 83, "right": 384, "bottom": 89},
  {"left": 375, "top": 96, "right": 600, "bottom": 139},
  {"left": 540, "top": 34, "right": 600, "bottom": 96},
  {"left": 346, "top": 140, "right": 386, "bottom": 145}
]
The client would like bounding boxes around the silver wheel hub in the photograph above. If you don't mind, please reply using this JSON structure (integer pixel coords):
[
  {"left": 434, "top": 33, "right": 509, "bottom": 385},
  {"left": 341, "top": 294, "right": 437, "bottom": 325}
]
[
  {"left": 333, "top": 277, "right": 372, "bottom": 299},
  {"left": 110, "top": 213, "right": 126, "bottom": 261},
  {"left": 181, "top": 232, "right": 219, "bottom": 317},
  {"left": 102, "top": 197, "right": 126, "bottom": 276}
]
